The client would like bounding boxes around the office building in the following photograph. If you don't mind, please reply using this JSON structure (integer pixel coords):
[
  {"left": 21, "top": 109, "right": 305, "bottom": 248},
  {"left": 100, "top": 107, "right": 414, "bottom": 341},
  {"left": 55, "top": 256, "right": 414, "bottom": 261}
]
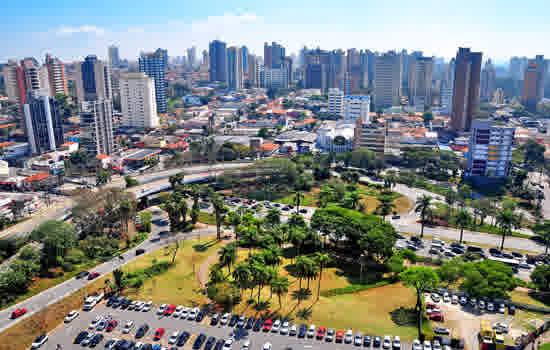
[
  {"left": 120, "top": 72, "right": 159, "bottom": 129},
  {"left": 23, "top": 94, "right": 64, "bottom": 155},
  {"left": 108, "top": 45, "right": 120, "bottom": 68},
  {"left": 209, "top": 40, "right": 228, "bottom": 83},
  {"left": 247, "top": 54, "right": 257, "bottom": 88},
  {"left": 466, "top": 120, "right": 514, "bottom": 178},
  {"left": 3, "top": 58, "right": 49, "bottom": 105},
  {"left": 480, "top": 59, "right": 496, "bottom": 100},
  {"left": 241, "top": 46, "right": 248, "bottom": 74},
  {"left": 451, "top": 47, "right": 482, "bottom": 131},
  {"left": 187, "top": 46, "right": 197, "bottom": 68},
  {"left": 328, "top": 88, "right": 344, "bottom": 117},
  {"left": 44, "top": 55, "right": 68, "bottom": 96},
  {"left": 408, "top": 56, "right": 433, "bottom": 111},
  {"left": 139, "top": 49, "right": 167, "bottom": 113},
  {"left": 374, "top": 52, "right": 402, "bottom": 109},
  {"left": 227, "top": 47, "right": 243, "bottom": 90},
  {"left": 75, "top": 55, "right": 112, "bottom": 101},
  {"left": 354, "top": 118, "right": 385, "bottom": 154},
  {"left": 509, "top": 56, "right": 528, "bottom": 81},
  {"left": 3, "top": 61, "right": 25, "bottom": 104},
  {"left": 264, "top": 42, "right": 285, "bottom": 69},
  {"left": 264, "top": 67, "right": 288, "bottom": 89},
  {"left": 202, "top": 50, "right": 209, "bottom": 66},
  {"left": 521, "top": 55, "right": 547, "bottom": 112},
  {"left": 343, "top": 95, "right": 371, "bottom": 122}
]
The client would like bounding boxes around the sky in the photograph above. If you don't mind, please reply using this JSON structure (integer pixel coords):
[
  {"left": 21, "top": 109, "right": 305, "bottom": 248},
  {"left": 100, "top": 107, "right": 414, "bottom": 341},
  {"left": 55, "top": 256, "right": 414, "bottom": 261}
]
[{"left": 2, "top": 0, "right": 550, "bottom": 64}]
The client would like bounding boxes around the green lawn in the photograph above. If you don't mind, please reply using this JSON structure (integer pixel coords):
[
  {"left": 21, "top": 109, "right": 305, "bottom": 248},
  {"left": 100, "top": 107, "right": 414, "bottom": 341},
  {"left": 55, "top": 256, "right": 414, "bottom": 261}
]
[{"left": 198, "top": 212, "right": 217, "bottom": 225}]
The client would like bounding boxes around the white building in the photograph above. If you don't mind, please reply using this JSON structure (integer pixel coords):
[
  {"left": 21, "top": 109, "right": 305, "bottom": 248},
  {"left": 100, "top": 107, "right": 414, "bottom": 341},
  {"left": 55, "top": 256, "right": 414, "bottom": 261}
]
[
  {"left": 316, "top": 121, "right": 355, "bottom": 153},
  {"left": 120, "top": 72, "right": 159, "bottom": 129},
  {"left": 343, "top": 95, "right": 371, "bottom": 122},
  {"left": 328, "top": 88, "right": 344, "bottom": 117},
  {"left": 466, "top": 120, "right": 515, "bottom": 178},
  {"left": 374, "top": 52, "right": 402, "bottom": 109}
]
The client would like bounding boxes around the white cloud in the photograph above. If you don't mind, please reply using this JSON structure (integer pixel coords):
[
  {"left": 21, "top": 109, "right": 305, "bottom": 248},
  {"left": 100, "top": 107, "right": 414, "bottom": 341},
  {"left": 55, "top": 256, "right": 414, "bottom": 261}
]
[{"left": 56, "top": 25, "right": 106, "bottom": 37}]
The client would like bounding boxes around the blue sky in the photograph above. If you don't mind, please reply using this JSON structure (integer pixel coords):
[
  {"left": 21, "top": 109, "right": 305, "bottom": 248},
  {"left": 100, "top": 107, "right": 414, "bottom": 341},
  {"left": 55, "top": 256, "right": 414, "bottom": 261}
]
[{"left": 2, "top": 0, "right": 549, "bottom": 63}]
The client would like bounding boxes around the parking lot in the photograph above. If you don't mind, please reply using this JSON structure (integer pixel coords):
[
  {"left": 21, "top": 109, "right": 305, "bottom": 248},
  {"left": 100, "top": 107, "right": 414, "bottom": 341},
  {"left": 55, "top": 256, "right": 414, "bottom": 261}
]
[{"left": 47, "top": 302, "right": 421, "bottom": 350}]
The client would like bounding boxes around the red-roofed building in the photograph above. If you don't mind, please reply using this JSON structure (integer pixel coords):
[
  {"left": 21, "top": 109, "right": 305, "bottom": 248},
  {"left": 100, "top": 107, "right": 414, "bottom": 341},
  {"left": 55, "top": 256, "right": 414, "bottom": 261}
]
[
  {"left": 258, "top": 143, "right": 279, "bottom": 156},
  {"left": 22, "top": 172, "right": 56, "bottom": 191}
]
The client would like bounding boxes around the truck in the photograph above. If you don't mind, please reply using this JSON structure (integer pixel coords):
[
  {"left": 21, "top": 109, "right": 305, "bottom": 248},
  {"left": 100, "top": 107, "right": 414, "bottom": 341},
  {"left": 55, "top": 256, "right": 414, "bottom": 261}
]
[{"left": 479, "top": 320, "right": 495, "bottom": 344}]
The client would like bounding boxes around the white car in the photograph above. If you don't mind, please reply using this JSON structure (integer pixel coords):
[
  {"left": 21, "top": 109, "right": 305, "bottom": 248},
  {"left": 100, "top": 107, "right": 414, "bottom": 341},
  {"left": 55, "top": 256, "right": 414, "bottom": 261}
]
[
  {"left": 223, "top": 339, "right": 234, "bottom": 350},
  {"left": 432, "top": 340, "right": 442, "bottom": 350},
  {"left": 487, "top": 303, "right": 494, "bottom": 312},
  {"left": 423, "top": 341, "right": 432, "bottom": 350},
  {"left": 143, "top": 301, "right": 153, "bottom": 312},
  {"left": 220, "top": 313, "right": 230, "bottom": 325},
  {"left": 173, "top": 305, "right": 185, "bottom": 318},
  {"left": 105, "top": 339, "right": 118, "bottom": 350},
  {"left": 479, "top": 300, "right": 486, "bottom": 310},
  {"left": 443, "top": 293, "right": 450, "bottom": 303},
  {"left": 470, "top": 298, "right": 477, "bottom": 307},
  {"left": 181, "top": 307, "right": 190, "bottom": 319},
  {"left": 345, "top": 329, "right": 354, "bottom": 344},
  {"left": 135, "top": 343, "right": 144, "bottom": 350},
  {"left": 271, "top": 319, "right": 281, "bottom": 332},
  {"left": 89, "top": 316, "right": 102, "bottom": 329},
  {"left": 412, "top": 340, "right": 422, "bottom": 350},
  {"left": 393, "top": 336, "right": 401, "bottom": 350},
  {"left": 31, "top": 335, "right": 48, "bottom": 349},
  {"left": 325, "top": 328, "right": 335, "bottom": 342},
  {"left": 241, "top": 341, "right": 250, "bottom": 350},
  {"left": 382, "top": 336, "right": 392, "bottom": 349},
  {"left": 498, "top": 304, "right": 506, "bottom": 314},
  {"left": 129, "top": 301, "right": 138, "bottom": 310},
  {"left": 280, "top": 321, "right": 290, "bottom": 335},
  {"left": 135, "top": 301, "right": 145, "bottom": 311},
  {"left": 459, "top": 296, "right": 467, "bottom": 305},
  {"left": 237, "top": 316, "right": 246, "bottom": 328},
  {"left": 64, "top": 310, "right": 79, "bottom": 323},
  {"left": 289, "top": 324, "right": 298, "bottom": 336},
  {"left": 168, "top": 331, "right": 179, "bottom": 344},
  {"left": 493, "top": 322, "right": 509, "bottom": 333},
  {"left": 157, "top": 304, "right": 168, "bottom": 315},
  {"left": 122, "top": 320, "right": 135, "bottom": 334},
  {"left": 451, "top": 295, "right": 458, "bottom": 304},
  {"left": 307, "top": 325, "right": 316, "bottom": 338},
  {"left": 354, "top": 333, "right": 363, "bottom": 346},
  {"left": 431, "top": 293, "right": 440, "bottom": 302},
  {"left": 188, "top": 307, "right": 199, "bottom": 320},
  {"left": 263, "top": 343, "right": 272, "bottom": 350}
]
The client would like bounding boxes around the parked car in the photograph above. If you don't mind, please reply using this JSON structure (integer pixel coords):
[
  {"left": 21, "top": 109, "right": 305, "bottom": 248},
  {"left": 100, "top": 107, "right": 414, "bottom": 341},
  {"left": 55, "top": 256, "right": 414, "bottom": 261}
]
[
  {"left": 104, "top": 339, "right": 117, "bottom": 349},
  {"left": 197, "top": 310, "right": 206, "bottom": 322},
  {"left": 220, "top": 313, "right": 230, "bottom": 325},
  {"left": 316, "top": 327, "right": 327, "bottom": 340},
  {"left": 423, "top": 341, "right": 432, "bottom": 350},
  {"left": 307, "top": 325, "right": 316, "bottom": 338},
  {"left": 154, "top": 328, "right": 165, "bottom": 341},
  {"left": 262, "top": 343, "right": 272, "bottom": 350},
  {"left": 263, "top": 319, "right": 273, "bottom": 332},
  {"left": 354, "top": 332, "right": 363, "bottom": 346},
  {"left": 228, "top": 314, "right": 238, "bottom": 327},
  {"left": 382, "top": 336, "right": 391, "bottom": 349},
  {"left": 246, "top": 317, "right": 255, "bottom": 329},
  {"left": 280, "top": 321, "right": 290, "bottom": 335},
  {"left": 136, "top": 324, "right": 150, "bottom": 339},
  {"left": 11, "top": 308, "right": 27, "bottom": 319},
  {"left": 156, "top": 304, "right": 167, "bottom": 315},
  {"left": 434, "top": 327, "right": 450, "bottom": 335},
  {"left": 325, "top": 328, "right": 335, "bottom": 342},
  {"left": 76, "top": 271, "right": 90, "bottom": 279},
  {"left": 508, "top": 305, "right": 516, "bottom": 315},
  {"left": 122, "top": 321, "right": 135, "bottom": 334},
  {"left": 173, "top": 305, "right": 185, "bottom": 318},
  {"left": 90, "top": 334, "right": 104, "bottom": 347},
  {"left": 345, "top": 329, "right": 354, "bottom": 344},
  {"left": 168, "top": 332, "right": 180, "bottom": 345},
  {"left": 106, "top": 320, "right": 118, "bottom": 332},
  {"left": 432, "top": 341, "right": 442, "bottom": 350},
  {"left": 237, "top": 316, "right": 246, "bottom": 328},
  {"left": 431, "top": 293, "right": 440, "bottom": 302},
  {"left": 429, "top": 313, "right": 444, "bottom": 322},
  {"left": 271, "top": 319, "right": 281, "bottom": 333},
  {"left": 211, "top": 313, "right": 220, "bottom": 326},
  {"left": 373, "top": 336, "right": 381, "bottom": 347},
  {"left": 289, "top": 324, "right": 298, "bottom": 336},
  {"left": 193, "top": 334, "right": 206, "bottom": 350},
  {"left": 88, "top": 272, "right": 101, "bottom": 280},
  {"left": 205, "top": 337, "right": 217, "bottom": 350},
  {"left": 188, "top": 308, "right": 199, "bottom": 320},
  {"left": 177, "top": 332, "right": 191, "bottom": 347},
  {"left": 498, "top": 304, "right": 506, "bottom": 314},
  {"left": 74, "top": 331, "right": 88, "bottom": 344},
  {"left": 253, "top": 318, "right": 264, "bottom": 332},
  {"left": 412, "top": 340, "right": 421, "bottom": 350},
  {"left": 487, "top": 303, "right": 495, "bottom": 312},
  {"left": 213, "top": 339, "right": 224, "bottom": 350},
  {"left": 298, "top": 325, "right": 307, "bottom": 338},
  {"left": 31, "top": 334, "right": 48, "bottom": 349},
  {"left": 64, "top": 310, "right": 79, "bottom": 323},
  {"left": 222, "top": 338, "right": 233, "bottom": 350},
  {"left": 393, "top": 336, "right": 401, "bottom": 350},
  {"left": 335, "top": 330, "right": 344, "bottom": 343}
]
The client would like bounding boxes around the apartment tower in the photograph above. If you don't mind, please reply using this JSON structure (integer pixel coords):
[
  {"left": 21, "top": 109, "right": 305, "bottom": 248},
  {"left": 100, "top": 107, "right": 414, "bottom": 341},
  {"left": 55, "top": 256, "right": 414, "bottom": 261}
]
[{"left": 450, "top": 47, "right": 482, "bottom": 131}]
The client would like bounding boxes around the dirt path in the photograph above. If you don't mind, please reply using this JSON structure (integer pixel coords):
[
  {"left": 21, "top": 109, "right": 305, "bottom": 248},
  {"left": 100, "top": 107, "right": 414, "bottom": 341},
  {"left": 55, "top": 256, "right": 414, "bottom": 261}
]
[{"left": 196, "top": 231, "right": 234, "bottom": 287}]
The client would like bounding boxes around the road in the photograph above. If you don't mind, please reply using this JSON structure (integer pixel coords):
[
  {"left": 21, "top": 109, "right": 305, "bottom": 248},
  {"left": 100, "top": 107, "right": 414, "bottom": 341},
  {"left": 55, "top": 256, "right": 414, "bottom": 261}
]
[
  {"left": 0, "top": 209, "right": 216, "bottom": 335},
  {"left": 0, "top": 163, "right": 249, "bottom": 239},
  {"left": 47, "top": 303, "right": 413, "bottom": 350}
]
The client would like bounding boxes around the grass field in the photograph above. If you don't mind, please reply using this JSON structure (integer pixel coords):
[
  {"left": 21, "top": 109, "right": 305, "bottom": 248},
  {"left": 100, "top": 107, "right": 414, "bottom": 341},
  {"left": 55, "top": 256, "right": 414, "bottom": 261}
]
[
  {"left": 510, "top": 290, "right": 550, "bottom": 309},
  {"left": 198, "top": 212, "right": 217, "bottom": 225}
]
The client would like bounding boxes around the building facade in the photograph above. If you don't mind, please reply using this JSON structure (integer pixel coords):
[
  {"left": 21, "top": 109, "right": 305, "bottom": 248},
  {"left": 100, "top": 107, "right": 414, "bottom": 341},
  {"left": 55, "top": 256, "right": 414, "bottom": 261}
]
[
  {"left": 480, "top": 59, "right": 496, "bottom": 100},
  {"left": 209, "top": 40, "right": 228, "bottom": 83},
  {"left": 264, "top": 67, "right": 288, "bottom": 89},
  {"left": 75, "top": 55, "right": 112, "bottom": 101},
  {"left": 451, "top": 47, "right": 482, "bottom": 131},
  {"left": 354, "top": 118, "right": 386, "bottom": 154},
  {"left": 264, "top": 42, "right": 286, "bottom": 69},
  {"left": 120, "top": 72, "right": 159, "bottom": 129},
  {"left": 139, "top": 49, "right": 167, "bottom": 113},
  {"left": 343, "top": 95, "right": 371, "bottom": 122},
  {"left": 328, "top": 88, "right": 344, "bottom": 117},
  {"left": 374, "top": 52, "right": 402, "bottom": 109},
  {"left": 227, "top": 47, "right": 243, "bottom": 90},
  {"left": 80, "top": 100, "right": 115, "bottom": 156},
  {"left": 23, "top": 94, "right": 64, "bottom": 154},
  {"left": 44, "top": 55, "right": 68, "bottom": 96},
  {"left": 466, "top": 120, "right": 514, "bottom": 178},
  {"left": 408, "top": 56, "right": 433, "bottom": 111},
  {"left": 108, "top": 45, "right": 120, "bottom": 68}
]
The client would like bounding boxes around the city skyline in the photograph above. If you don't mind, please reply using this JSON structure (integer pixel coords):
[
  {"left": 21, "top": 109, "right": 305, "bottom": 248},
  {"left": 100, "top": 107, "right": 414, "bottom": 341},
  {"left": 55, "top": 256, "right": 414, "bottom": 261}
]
[{"left": 2, "top": 0, "right": 550, "bottom": 63}]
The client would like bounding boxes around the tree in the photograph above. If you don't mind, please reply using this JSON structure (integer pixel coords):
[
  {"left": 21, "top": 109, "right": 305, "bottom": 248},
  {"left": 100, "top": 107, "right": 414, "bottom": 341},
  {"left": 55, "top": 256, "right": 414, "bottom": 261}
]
[
  {"left": 225, "top": 211, "right": 242, "bottom": 237},
  {"left": 257, "top": 128, "right": 270, "bottom": 138},
  {"left": 96, "top": 168, "right": 112, "bottom": 187},
  {"left": 455, "top": 210, "right": 471, "bottom": 244},
  {"left": 270, "top": 276, "right": 290, "bottom": 308},
  {"left": 232, "top": 263, "right": 251, "bottom": 296},
  {"left": 119, "top": 199, "right": 136, "bottom": 236},
  {"left": 496, "top": 209, "right": 519, "bottom": 250},
  {"left": 343, "top": 191, "right": 361, "bottom": 210},
  {"left": 264, "top": 208, "right": 281, "bottom": 227},
  {"left": 211, "top": 193, "right": 228, "bottom": 240},
  {"left": 318, "top": 185, "right": 333, "bottom": 208},
  {"left": 388, "top": 254, "right": 404, "bottom": 280},
  {"left": 376, "top": 195, "right": 395, "bottom": 219},
  {"left": 422, "top": 110, "right": 434, "bottom": 125},
  {"left": 113, "top": 268, "right": 126, "bottom": 292},
  {"left": 161, "top": 197, "right": 183, "bottom": 233},
  {"left": 218, "top": 244, "right": 237, "bottom": 273},
  {"left": 293, "top": 191, "right": 304, "bottom": 213},
  {"left": 531, "top": 265, "right": 550, "bottom": 291},
  {"left": 533, "top": 220, "right": 550, "bottom": 254},
  {"left": 415, "top": 195, "right": 433, "bottom": 238},
  {"left": 313, "top": 252, "right": 331, "bottom": 300},
  {"left": 400, "top": 267, "right": 440, "bottom": 338},
  {"left": 33, "top": 220, "right": 77, "bottom": 269},
  {"left": 523, "top": 139, "right": 545, "bottom": 167},
  {"left": 460, "top": 260, "right": 518, "bottom": 299},
  {"left": 190, "top": 185, "right": 201, "bottom": 225}
]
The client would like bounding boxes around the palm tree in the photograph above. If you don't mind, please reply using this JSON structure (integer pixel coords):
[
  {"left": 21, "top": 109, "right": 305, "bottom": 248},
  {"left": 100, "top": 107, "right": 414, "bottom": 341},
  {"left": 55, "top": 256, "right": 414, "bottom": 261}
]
[
  {"left": 496, "top": 209, "right": 518, "bottom": 250},
  {"left": 293, "top": 191, "right": 304, "bottom": 213},
  {"left": 113, "top": 269, "right": 125, "bottom": 292},
  {"left": 233, "top": 263, "right": 251, "bottom": 296},
  {"left": 533, "top": 220, "right": 550, "bottom": 254},
  {"left": 161, "top": 198, "right": 182, "bottom": 233},
  {"left": 415, "top": 195, "right": 433, "bottom": 238},
  {"left": 345, "top": 191, "right": 362, "bottom": 210},
  {"left": 290, "top": 229, "right": 307, "bottom": 259},
  {"left": 455, "top": 210, "right": 471, "bottom": 244},
  {"left": 313, "top": 252, "right": 331, "bottom": 300},
  {"left": 211, "top": 193, "right": 228, "bottom": 240},
  {"left": 218, "top": 244, "right": 237, "bottom": 273},
  {"left": 118, "top": 199, "right": 135, "bottom": 235},
  {"left": 318, "top": 185, "right": 333, "bottom": 208},
  {"left": 295, "top": 256, "right": 308, "bottom": 290},
  {"left": 376, "top": 196, "right": 395, "bottom": 219},
  {"left": 270, "top": 276, "right": 290, "bottom": 308}
]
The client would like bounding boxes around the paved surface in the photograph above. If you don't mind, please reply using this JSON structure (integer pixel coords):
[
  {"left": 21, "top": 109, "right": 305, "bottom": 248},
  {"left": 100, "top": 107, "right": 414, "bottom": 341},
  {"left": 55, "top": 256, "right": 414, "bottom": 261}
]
[
  {"left": 0, "top": 210, "right": 215, "bottom": 335},
  {"left": 47, "top": 304, "right": 413, "bottom": 350}
]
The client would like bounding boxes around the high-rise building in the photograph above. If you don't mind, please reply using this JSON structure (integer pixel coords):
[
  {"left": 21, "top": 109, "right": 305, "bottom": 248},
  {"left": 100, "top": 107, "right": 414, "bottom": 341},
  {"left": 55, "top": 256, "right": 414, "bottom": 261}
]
[
  {"left": 450, "top": 47, "right": 482, "bottom": 131},
  {"left": 408, "top": 56, "right": 433, "bottom": 111},
  {"left": 227, "top": 47, "right": 243, "bottom": 91},
  {"left": 466, "top": 120, "right": 514, "bottom": 178},
  {"left": 187, "top": 46, "right": 197, "bottom": 69},
  {"left": 23, "top": 93, "right": 64, "bottom": 155},
  {"left": 374, "top": 52, "right": 402, "bottom": 109},
  {"left": 44, "top": 55, "right": 68, "bottom": 96},
  {"left": 328, "top": 88, "right": 344, "bottom": 117},
  {"left": 480, "top": 59, "right": 496, "bottom": 100},
  {"left": 139, "top": 49, "right": 167, "bottom": 113},
  {"left": 202, "top": 50, "right": 209, "bottom": 66},
  {"left": 3, "top": 58, "right": 50, "bottom": 105},
  {"left": 521, "top": 55, "right": 547, "bottom": 112},
  {"left": 75, "top": 55, "right": 115, "bottom": 155},
  {"left": 264, "top": 42, "right": 286, "bottom": 69},
  {"left": 108, "top": 45, "right": 120, "bottom": 68},
  {"left": 120, "top": 72, "right": 159, "bottom": 129},
  {"left": 3, "top": 61, "right": 26, "bottom": 104},
  {"left": 241, "top": 46, "right": 249, "bottom": 75},
  {"left": 509, "top": 56, "right": 528, "bottom": 81},
  {"left": 247, "top": 54, "right": 257, "bottom": 88},
  {"left": 343, "top": 95, "right": 371, "bottom": 122},
  {"left": 209, "top": 40, "right": 228, "bottom": 83}
]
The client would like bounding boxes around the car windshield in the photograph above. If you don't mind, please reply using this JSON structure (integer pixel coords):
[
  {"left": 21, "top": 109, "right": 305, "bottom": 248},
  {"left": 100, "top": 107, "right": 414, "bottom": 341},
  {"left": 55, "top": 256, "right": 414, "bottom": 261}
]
[{"left": 35, "top": 335, "right": 45, "bottom": 342}]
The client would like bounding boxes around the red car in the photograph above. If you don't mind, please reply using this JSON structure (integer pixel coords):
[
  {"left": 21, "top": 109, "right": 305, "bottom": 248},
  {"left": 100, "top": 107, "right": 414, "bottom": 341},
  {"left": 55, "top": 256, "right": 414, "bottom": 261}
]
[
  {"left": 263, "top": 319, "right": 273, "bottom": 332},
  {"left": 164, "top": 304, "right": 176, "bottom": 316},
  {"left": 316, "top": 327, "right": 327, "bottom": 340},
  {"left": 153, "top": 328, "right": 165, "bottom": 341},
  {"left": 429, "top": 313, "right": 444, "bottom": 321},
  {"left": 106, "top": 320, "right": 118, "bottom": 332},
  {"left": 335, "top": 330, "right": 344, "bottom": 343},
  {"left": 11, "top": 308, "right": 27, "bottom": 319},
  {"left": 88, "top": 272, "right": 100, "bottom": 280}
]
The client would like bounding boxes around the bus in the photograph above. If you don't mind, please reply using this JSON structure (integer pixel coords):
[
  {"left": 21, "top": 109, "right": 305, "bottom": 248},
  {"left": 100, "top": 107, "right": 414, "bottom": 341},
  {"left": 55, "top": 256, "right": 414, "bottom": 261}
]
[{"left": 488, "top": 256, "right": 519, "bottom": 268}]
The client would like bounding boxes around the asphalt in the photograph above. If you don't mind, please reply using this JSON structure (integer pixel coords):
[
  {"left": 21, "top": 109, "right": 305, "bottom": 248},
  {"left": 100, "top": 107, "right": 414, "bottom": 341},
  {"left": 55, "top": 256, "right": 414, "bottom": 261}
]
[{"left": 46, "top": 303, "right": 413, "bottom": 350}]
